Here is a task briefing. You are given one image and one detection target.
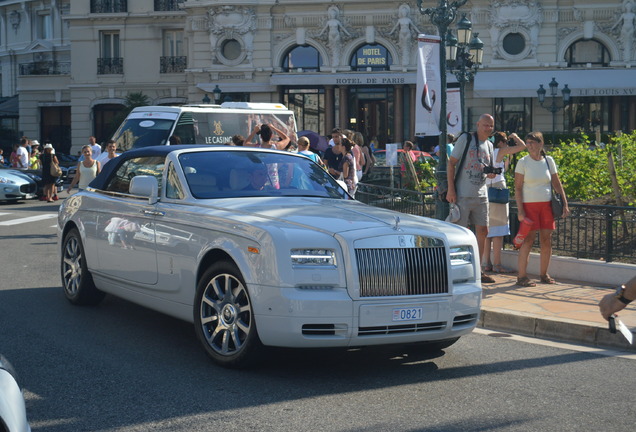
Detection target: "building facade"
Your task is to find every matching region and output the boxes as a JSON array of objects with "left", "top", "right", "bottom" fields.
[{"left": 1, "top": 0, "right": 635, "bottom": 155}]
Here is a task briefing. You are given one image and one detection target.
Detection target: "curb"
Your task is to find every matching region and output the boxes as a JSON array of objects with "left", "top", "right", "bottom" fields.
[{"left": 478, "top": 308, "right": 636, "bottom": 353}]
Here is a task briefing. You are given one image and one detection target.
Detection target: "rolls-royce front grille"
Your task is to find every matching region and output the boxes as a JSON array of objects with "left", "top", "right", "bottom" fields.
[{"left": 355, "top": 247, "right": 448, "bottom": 297}]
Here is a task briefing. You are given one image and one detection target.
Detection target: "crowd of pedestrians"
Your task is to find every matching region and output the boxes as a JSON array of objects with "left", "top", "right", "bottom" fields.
[{"left": 444, "top": 112, "right": 571, "bottom": 288}]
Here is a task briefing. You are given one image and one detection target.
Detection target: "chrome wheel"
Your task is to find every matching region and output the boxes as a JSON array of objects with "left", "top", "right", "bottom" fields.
[
  {"left": 199, "top": 272, "right": 252, "bottom": 357},
  {"left": 62, "top": 234, "right": 83, "bottom": 297},
  {"left": 60, "top": 229, "right": 104, "bottom": 305}
]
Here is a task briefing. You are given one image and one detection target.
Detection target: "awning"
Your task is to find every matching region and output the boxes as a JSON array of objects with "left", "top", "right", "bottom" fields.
[
  {"left": 0, "top": 95, "right": 18, "bottom": 117},
  {"left": 473, "top": 69, "right": 636, "bottom": 98}
]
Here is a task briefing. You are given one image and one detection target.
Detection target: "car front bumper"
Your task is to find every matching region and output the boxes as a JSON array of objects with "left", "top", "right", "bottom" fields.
[{"left": 251, "top": 283, "right": 481, "bottom": 348}]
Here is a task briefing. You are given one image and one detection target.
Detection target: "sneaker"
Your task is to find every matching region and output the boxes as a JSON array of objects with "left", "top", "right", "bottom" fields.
[
  {"left": 52, "top": 195, "right": 59, "bottom": 201},
  {"left": 481, "top": 273, "right": 496, "bottom": 284}
]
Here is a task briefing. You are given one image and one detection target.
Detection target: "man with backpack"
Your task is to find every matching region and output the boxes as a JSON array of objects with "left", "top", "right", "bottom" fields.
[{"left": 446, "top": 114, "right": 498, "bottom": 284}]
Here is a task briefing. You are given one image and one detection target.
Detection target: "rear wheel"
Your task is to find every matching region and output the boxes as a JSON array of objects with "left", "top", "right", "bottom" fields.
[
  {"left": 61, "top": 229, "right": 105, "bottom": 305},
  {"left": 194, "top": 262, "right": 262, "bottom": 368}
]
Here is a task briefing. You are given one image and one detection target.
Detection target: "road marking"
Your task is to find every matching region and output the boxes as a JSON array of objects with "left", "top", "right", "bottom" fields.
[
  {"left": 474, "top": 328, "right": 636, "bottom": 360},
  {"left": 0, "top": 214, "right": 57, "bottom": 226},
  {"left": 0, "top": 212, "right": 10, "bottom": 216}
]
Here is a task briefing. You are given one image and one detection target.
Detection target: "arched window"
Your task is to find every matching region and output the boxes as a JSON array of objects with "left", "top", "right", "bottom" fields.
[
  {"left": 282, "top": 45, "right": 322, "bottom": 72},
  {"left": 350, "top": 44, "right": 392, "bottom": 71},
  {"left": 565, "top": 39, "right": 610, "bottom": 67}
]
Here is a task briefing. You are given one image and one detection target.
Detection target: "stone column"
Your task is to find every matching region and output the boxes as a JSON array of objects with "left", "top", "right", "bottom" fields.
[
  {"left": 394, "top": 84, "right": 404, "bottom": 143},
  {"left": 409, "top": 85, "right": 416, "bottom": 142},
  {"left": 325, "top": 85, "right": 335, "bottom": 135},
  {"left": 339, "top": 86, "right": 349, "bottom": 129}
]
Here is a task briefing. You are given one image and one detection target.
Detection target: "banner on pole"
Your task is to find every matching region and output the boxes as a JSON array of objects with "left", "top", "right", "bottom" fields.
[
  {"left": 446, "top": 86, "right": 462, "bottom": 137},
  {"left": 415, "top": 35, "right": 441, "bottom": 136}
]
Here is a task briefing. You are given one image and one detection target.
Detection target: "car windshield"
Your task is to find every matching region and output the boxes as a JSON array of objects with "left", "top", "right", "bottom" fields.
[
  {"left": 112, "top": 118, "right": 175, "bottom": 151},
  {"left": 178, "top": 150, "right": 348, "bottom": 200}
]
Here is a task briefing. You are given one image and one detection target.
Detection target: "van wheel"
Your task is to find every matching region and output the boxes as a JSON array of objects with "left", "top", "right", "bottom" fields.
[{"left": 194, "top": 262, "right": 262, "bottom": 368}]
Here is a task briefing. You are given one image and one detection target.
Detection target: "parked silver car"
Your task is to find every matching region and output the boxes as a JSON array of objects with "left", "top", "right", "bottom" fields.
[
  {"left": 58, "top": 145, "right": 481, "bottom": 368},
  {"left": 0, "top": 169, "right": 37, "bottom": 202},
  {"left": 0, "top": 354, "right": 30, "bottom": 432}
]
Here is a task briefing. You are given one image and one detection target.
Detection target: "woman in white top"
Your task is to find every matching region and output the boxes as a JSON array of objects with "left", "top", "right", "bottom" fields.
[
  {"left": 68, "top": 145, "right": 101, "bottom": 193},
  {"left": 482, "top": 132, "right": 527, "bottom": 274},
  {"left": 514, "top": 131, "right": 569, "bottom": 287}
]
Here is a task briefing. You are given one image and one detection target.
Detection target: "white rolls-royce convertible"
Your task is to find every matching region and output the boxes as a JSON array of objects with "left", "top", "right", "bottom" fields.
[{"left": 58, "top": 145, "right": 481, "bottom": 368}]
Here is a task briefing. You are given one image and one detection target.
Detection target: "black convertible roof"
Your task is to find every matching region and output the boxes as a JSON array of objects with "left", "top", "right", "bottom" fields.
[{"left": 89, "top": 145, "right": 202, "bottom": 190}]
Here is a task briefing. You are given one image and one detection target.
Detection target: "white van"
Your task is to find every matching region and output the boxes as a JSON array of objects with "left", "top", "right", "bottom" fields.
[{"left": 112, "top": 102, "right": 297, "bottom": 151}]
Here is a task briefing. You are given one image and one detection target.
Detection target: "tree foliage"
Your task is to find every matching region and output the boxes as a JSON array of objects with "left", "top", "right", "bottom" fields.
[{"left": 549, "top": 132, "right": 636, "bottom": 205}]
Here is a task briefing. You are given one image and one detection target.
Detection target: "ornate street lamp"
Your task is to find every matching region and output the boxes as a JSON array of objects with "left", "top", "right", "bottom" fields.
[
  {"left": 446, "top": 13, "right": 483, "bottom": 131},
  {"left": 417, "top": 0, "right": 468, "bottom": 220},
  {"left": 537, "top": 77, "right": 571, "bottom": 145},
  {"left": 213, "top": 84, "right": 222, "bottom": 104}
]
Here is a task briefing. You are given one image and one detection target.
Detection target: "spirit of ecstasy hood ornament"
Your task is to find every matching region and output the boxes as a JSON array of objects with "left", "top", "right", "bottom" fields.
[{"left": 393, "top": 216, "right": 401, "bottom": 231}]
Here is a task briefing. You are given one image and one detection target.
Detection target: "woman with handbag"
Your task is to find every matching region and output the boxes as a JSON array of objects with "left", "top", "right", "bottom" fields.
[
  {"left": 514, "top": 131, "right": 569, "bottom": 287},
  {"left": 40, "top": 143, "right": 60, "bottom": 202},
  {"left": 482, "top": 132, "right": 527, "bottom": 273}
]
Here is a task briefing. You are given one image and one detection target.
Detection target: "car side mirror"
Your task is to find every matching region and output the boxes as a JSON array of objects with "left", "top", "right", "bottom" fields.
[{"left": 129, "top": 175, "right": 159, "bottom": 204}]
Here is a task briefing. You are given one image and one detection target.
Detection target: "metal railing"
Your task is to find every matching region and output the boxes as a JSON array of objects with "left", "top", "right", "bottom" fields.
[
  {"left": 160, "top": 56, "right": 187, "bottom": 73},
  {"left": 19, "top": 61, "right": 70, "bottom": 76},
  {"left": 154, "top": 0, "right": 185, "bottom": 11},
  {"left": 97, "top": 58, "right": 123, "bottom": 75},
  {"left": 91, "top": 0, "right": 127, "bottom": 13},
  {"left": 357, "top": 183, "right": 636, "bottom": 264}
]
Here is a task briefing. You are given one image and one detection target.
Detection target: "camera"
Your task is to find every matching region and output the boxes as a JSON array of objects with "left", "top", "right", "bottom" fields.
[
  {"left": 483, "top": 166, "right": 503, "bottom": 175},
  {"left": 507, "top": 138, "right": 516, "bottom": 146}
]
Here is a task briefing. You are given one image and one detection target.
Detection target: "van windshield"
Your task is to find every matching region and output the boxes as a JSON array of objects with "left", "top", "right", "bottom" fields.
[{"left": 112, "top": 118, "right": 176, "bottom": 151}]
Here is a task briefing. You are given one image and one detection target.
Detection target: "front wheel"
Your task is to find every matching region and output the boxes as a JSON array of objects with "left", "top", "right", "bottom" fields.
[
  {"left": 194, "top": 262, "right": 262, "bottom": 368},
  {"left": 61, "top": 228, "right": 105, "bottom": 305}
]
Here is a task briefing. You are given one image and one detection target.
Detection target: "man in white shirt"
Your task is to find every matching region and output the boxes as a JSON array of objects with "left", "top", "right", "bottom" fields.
[
  {"left": 96, "top": 140, "right": 120, "bottom": 167},
  {"left": 89, "top": 136, "right": 102, "bottom": 159},
  {"left": 16, "top": 138, "right": 29, "bottom": 170}
]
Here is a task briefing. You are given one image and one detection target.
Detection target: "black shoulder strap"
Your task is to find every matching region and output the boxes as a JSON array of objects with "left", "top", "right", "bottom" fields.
[{"left": 454, "top": 131, "right": 472, "bottom": 181}]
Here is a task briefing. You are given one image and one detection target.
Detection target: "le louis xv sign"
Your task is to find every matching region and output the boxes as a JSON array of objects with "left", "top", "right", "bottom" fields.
[{"left": 575, "top": 88, "right": 636, "bottom": 96}]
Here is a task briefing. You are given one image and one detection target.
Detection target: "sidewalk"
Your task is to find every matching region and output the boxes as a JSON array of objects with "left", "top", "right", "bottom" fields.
[{"left": 478, "top": 271, "right": 636, "bottom": 352}]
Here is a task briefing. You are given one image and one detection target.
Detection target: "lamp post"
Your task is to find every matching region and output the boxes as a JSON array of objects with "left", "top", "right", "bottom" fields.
[
  {"left": 537, "top": 77, "right": 571, "bottom": 145},
  {"left": 213, "top": 84, "right": 222, "bottom": 104},
  {"left": 202, "top": 85, "right": 223, "bottom": 104},
  {"left": 445, "top": 14, "right": 483, "bottom": 131},
  {"left": 417, "top": 0, "right": 468, "bottom": 220}
]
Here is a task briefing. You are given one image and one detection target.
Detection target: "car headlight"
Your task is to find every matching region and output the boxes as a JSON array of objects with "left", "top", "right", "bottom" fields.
[
  {"left": 449, "top": 246, "right": 473, "bottom": 265},
  {"left": 291, "top": 249, "right": 336, "bottom": 267},
  {"left": 0, "top": 177, "right": 15, "bottom": 184}
]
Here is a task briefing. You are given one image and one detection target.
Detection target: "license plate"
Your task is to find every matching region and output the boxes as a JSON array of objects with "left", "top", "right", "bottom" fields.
[
  {"left": 25, "top": 193, "right": 36, "bottom": 199},
  {"left": 392, "top": 307, "right": 423, "bottom": 322}
]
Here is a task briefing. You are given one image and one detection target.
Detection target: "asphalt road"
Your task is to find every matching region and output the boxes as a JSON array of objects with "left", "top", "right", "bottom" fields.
[{"left": 1, "top": 199, "right": 635, "bottom": 432}]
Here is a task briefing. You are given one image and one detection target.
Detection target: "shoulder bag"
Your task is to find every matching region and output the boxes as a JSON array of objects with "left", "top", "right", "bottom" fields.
[
  {"left": 545, "top": 157, "right": 563, "bottom": 219},
  {"left": 488, "top": 186, "right": 510, "bottom": 204},
  {"left": 50, "top": 159, "right": 63, "bottom": 177}
]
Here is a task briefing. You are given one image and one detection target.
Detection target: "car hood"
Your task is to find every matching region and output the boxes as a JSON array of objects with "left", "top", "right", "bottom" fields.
[{"left": 199, "top": 197, "right": 468, "bottom": 239}]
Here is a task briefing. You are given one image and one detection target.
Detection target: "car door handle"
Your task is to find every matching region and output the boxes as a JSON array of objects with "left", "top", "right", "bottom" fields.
[{"left": 141, "top": 210, "right": 165, "bottom": 216}]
